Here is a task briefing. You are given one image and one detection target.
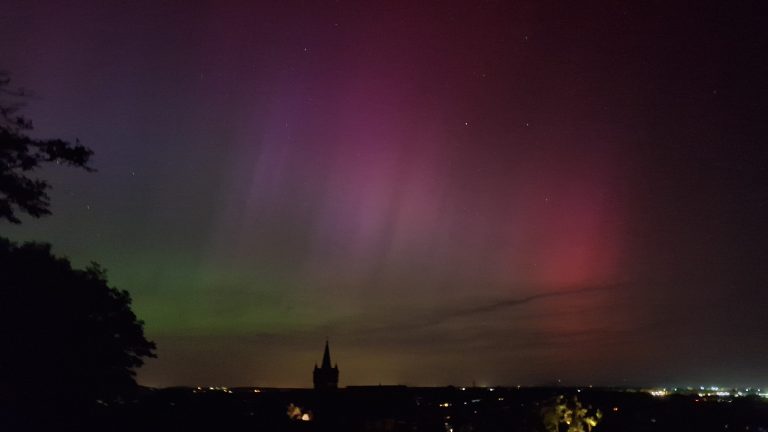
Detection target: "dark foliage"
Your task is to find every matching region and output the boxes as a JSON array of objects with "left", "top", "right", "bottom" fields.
[
  {"left": 0, "top": 72, "right": 93, "bottom": 223},
  {"left": 0, "top": 238, "right": 156, "bottom": 414},
  {"left": 41, "top": 386, "right": 768, "bottom": 432}
]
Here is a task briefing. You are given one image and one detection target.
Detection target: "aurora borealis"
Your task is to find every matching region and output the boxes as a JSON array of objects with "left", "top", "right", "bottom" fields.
[{"left": 1, "top": 1, "right": 767, "bottom": 388}]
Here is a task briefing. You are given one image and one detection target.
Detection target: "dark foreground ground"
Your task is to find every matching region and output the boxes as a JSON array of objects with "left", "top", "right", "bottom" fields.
[{"left": 5, "top": 386, "right": 768, "bottom": 431}]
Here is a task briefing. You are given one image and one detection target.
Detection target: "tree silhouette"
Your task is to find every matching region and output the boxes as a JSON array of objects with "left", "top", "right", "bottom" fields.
[
  {"left": 540, "top": 395, "right": 602, "bottom": 432},
  {"left": 0, "top": 238, "right": 156, "bottom": 408},
  {"left": 0, "top": 76, "right": 154, "bottom": 428},
  {"left": 0, "top": 72, "right": 93, "bottom": 223}
]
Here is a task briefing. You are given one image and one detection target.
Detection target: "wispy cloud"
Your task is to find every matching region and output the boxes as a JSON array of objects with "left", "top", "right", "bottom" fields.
[
  {"left": 323, "top": 283, "right": 621, "bottom": 338},
  {"left": 440, "top": 284, "right": 617, "bottom": 322}
]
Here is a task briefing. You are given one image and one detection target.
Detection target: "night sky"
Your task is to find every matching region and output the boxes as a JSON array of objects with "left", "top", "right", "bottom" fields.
[{"left": 2, "top": 1, "right": 767, "bottom": 388}]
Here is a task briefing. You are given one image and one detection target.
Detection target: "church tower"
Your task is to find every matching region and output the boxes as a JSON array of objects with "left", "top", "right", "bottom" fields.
[{"left": 313, "top": 340, "right": 339, "bottom": 390}]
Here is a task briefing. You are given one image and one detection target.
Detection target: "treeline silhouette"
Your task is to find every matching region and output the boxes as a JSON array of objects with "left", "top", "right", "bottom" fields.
[{"left": 0, "top": 72, "right": 155, "bottom": 430}]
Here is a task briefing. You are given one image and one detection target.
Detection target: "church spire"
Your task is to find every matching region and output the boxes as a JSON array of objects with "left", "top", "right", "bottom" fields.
[
  {"left": 313, "top": 339, "right": 339, "bottom": 390},
  {"left": 321, "top": 339, "right": 332, "bottom": 369}
]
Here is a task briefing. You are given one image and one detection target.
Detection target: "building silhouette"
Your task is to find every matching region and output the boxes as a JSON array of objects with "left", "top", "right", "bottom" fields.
[{"left": 313, "top": 340, "right": 339, "bottom": 390}]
